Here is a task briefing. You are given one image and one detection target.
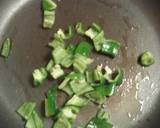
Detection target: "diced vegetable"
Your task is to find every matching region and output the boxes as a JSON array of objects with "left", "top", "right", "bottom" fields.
[
  {"left": 85, "top": 85, "right": 106, "bottom": 104},
  {"left": 66, "top": 95, "right": 89, "bottom": 107},
  {"left": 48, "top": 39, "right": 65, "bottom": 49},
  {"left": 96, "top": 108, "right": 108, "bottom": 120},
  {"left": 46, "top": 59, "right": 54, "bottom": 72},
  {"left": 53, "top": 94, "right": 89, "bottom": 128},
  {"left": 139, "top": 51, "right": 155, "bottom": 67},
  {"left": 57, "top": 29, "right": 66, "bottom": 39},
  {"left": 66, "top": 44, "right": 77, "bottom": 54},
  {"left": 84, "top": 23, "right": 105, "bottom": 51},
  {"left": 85, "top": 70, "right": 94, "bottom": 83},
  {"left": 73, "top": 54, "right": 93, "bottom": 73},
  {"left": 0, "top": 38, "right": 12, "bottom": 58},
  {"left": 65, "top": 26, "right": 75, "bottom": 40},
  {"left": 61, "top": 54, "right": 74, "bottom": 68},
  {"left": 42, "top": 0, "right": 57, "bottom": 11},
  {"left": 61, "top": 85, "right": 74, "bottom": 96},
  {"left": 76, "top": 22, "right": 85, "bottom": 35},
  {"left": 50, "top": 64, "right": 64, "bottom": 79},
  {"left": 52, "top": 46, "right": 67, "bottom": 64},
  {"left": 101, "top": 39, "right": 120, "bottom": 57},
  {"left": 60, "top": 106, "right": 80, "bottom": 123},
  {"left": 45, "top": 86, "right": 57, "bottom": 117},
  {"left": 85, "top": 117, "right": 113, "bottom": 128},
  {"left": 104, "top": 83, "right": 116, "bottom": 97},
  {"left": 59, "top": 72, "right": 86, "bottom": 95},
  {"left": 17, "top": 102, "right": 36, "bottom": 120},
  {"left": 25, "top": 111, "right": 44, "bottom": 128},
  {"left": 53, "top": 33, "right": 65, "bottom": 42},
  {"left": 43, "top": 10, "right": 55, "bottom": 29},
  {"left": 58, "top": 72, "right": 84, "bottom": 95},
  {"left": 58, "top": 77, "right": 73, "bottom": 96},
  {"left": 70, "top": 78, "right": 94, "bottom": 95},
  {"left": 56, "top": 26, "right": 75, "bottom": 40},
  {"left": 58, "top": 76, "right": 70, "bottom": 89},
  {"left": 85, "top": 23, "right": 101, "bottom": 39},
  {"left": 93, "top": 65, "right": 104, "bottom": 82},
  {"left": 85, "top": 28, "right": 99, "bottom": 40},
  {"left": 92, "top": 23, "right": 102, "bottom": 32},
  {"left": 93, "top": 31, "right": 105, "bottom": 51},
  {"left": 75, "top": 41, "right": 92, "bottom": 57},
  {"left": 67, "top": 72, "right": 84, "bottom": 80},
  {"left": 53, "top": 116, "right": 71, "bottom": 128},
  {"left": 104, "top": 69, "right": 124, "bottom": 86},
  {"left": 33, "top": 68, "right": 48, "bottom": 87}
]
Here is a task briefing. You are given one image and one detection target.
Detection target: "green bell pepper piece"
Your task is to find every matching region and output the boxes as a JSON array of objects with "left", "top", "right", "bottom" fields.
[
  {"left": 42, "top": 0, "right": 57, "bottom": 11},
  {"left": 43, "top": 10, "right": 55, "bottom": 29},
  {"left": 76, "top": 22, "right": 85, "bottom": 35},
  {"left": 139, "top": 51, "right": 155, "bottom": 67},
  {"left": 45, "top": 86, "right": 57, "bottom": 117},
  {"left": 75, "top": 41, "right": 92, "bottom": 57},
  {"left": 0, "top": 38, "right": 12, "bottom": 58},
  {"left": 104, "top": 83, "right": 116, "bottom": 97},
  {"left": 33, "top": 68, "right": 48, "bottom": 87},
  {"left": 25, "top": 111, "right": 44, "bottom": 128},
  {"left": 104, "top": 69, "right": 124, "bottom": 86},
  {"left": 101, "top": 39, "right": 120, "bottom": 57},
  {"left": 17, "top": 102, "right": 36, "bottom": 120}
]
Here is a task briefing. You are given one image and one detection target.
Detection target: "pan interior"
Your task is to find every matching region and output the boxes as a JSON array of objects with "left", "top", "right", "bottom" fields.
[{"left": 0, "top": 0, "right": 160, "bottom": 128}]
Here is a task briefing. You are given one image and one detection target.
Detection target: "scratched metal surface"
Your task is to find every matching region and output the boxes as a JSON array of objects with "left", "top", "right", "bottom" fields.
[{"left": 0, "top": 0, "right": 160, "bottom": 128}]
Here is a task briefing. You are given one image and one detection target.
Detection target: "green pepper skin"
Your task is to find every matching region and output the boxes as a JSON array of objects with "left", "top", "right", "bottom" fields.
[
  {"left": 139, "top": 51, "right": 155, "bottom": 67},
  {"left": 101, "top": 39, "right": 120, "bottom": 57},
  {"left": 75, "top": 41, "right": 92, "bottom": 57}
]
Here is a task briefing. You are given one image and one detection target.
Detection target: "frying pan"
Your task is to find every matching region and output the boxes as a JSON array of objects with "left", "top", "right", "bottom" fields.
[{"left": 0, "top": 0, "right": 160, "bottom": 128}]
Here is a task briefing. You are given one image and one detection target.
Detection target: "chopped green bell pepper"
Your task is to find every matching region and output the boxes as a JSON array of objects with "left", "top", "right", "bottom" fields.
[
  {"left": 33, "top": 68, "right": 48, "bottom": 87},
  {"left": 61, "top": 54, "right": 74, "bottom": 68},
  {"left": 56, "top": 26, "right": 75, "bottom": 40},
  {"left": 104, "top": 83, "right": 116, "bottom": 97},
  {"left": 0, "top": 38, "right": 12, "bottom": 58},
  {"left": 52, "top": 46, "right": 67, "bottom": 64},
  {"left": 96, "top": 108, "right": 108, "bottom": 120},
  {"left": 85, "top": 23, "right": 102, "bottom": 39},
  {"left": 58, "top": 76, "right": 73, "bottom": 96},
  {"left": 53, "top": 116, "right": 71, "bottom": 128},
  {"left": 48, "top": 39, "right": 65, "bottom": 49},
  {"left": 66, "top": 44, "right": 77, "bottom": 54},
  {"left": 93, "top": 31, "right": 105, "bottom": 51},
  {"left": 85, "top": 85, "right": 106, "bottom": 104},
  {"left": 104, "top": 69, "right": 124, "bottom": 86},
  {"left": 76, "top": 22, "right": 85, "bottom": 35},
  {"left": 73, "top": 54, "right": 93, "bottom": 73},
  {"left": 50, "top": 64, "right": 64, "bottom": 79},
  {"left": 43, "top": 10, "right": 55, "bottom": 29},
  {"left": 17, "top": 102, "right": 36, "bottom": 120},
  {"left": 45, "top": 86, "right": 57, "bottom": 117},
  {"left": 85, "top": 70, "right": 94, "bottom": 83},
  {"left": 66, "top": 95, "right": 89, "bottom": 107},
  {"left": 42, "top": 0, "right": 57, "bottom": 11},
  {"left": 75, "top": 41, "right": 92, "bottom": 57},
  {"left": 93, "top": 65, "right": 104, "bottom": 82},
  {"left": 46, "top": 59, "right": 54, "bottom": 72},
  {"left": 101, "top": 39, "right": 120, "bottom": 57},
  {"left": 139, "top": 51, "right": 155, "bottom": 67},
  {"left": 85, "top": 117, "right": 113, "bottom": 128},
  {"left": 70, "top": 78, "right": 94, "bottom": 95},
  {"left": 26, "top": 111, "right": 44, "bottom": 128}
]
